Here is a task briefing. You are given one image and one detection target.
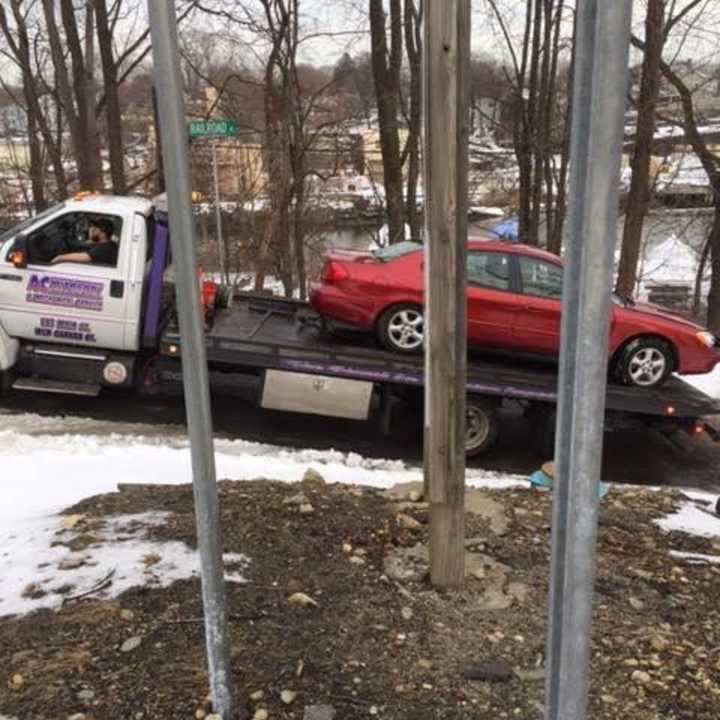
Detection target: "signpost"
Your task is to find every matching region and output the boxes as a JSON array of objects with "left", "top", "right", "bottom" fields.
[
  {"left": 148, "top": 5, "right": 236, "bottom": 718},
  {"left": 188, "top": 119, "right": 238, "bottom": 284}
]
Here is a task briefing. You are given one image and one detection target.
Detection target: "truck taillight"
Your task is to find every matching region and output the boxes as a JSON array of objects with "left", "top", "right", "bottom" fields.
[{"left": 322, "top": 261, "right": 349, "bottom": 284}]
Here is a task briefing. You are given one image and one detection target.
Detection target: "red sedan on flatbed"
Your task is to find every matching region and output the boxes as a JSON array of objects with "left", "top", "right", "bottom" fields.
[{"left": 310, "top": 239, "right": 720, "bottom": 388}]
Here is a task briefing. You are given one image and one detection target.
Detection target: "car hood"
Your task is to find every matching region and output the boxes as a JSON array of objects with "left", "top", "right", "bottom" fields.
[{"left": 620, "top": 300, "right": 704, "bottom": 331}]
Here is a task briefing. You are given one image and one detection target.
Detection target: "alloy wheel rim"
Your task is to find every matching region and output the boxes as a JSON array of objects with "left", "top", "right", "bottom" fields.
[
  {"left": 388, "top": 309, "right": 424, "bottom": 350},
  {"left": 628, "top": 347, "right": 666, "bottom": 386}
]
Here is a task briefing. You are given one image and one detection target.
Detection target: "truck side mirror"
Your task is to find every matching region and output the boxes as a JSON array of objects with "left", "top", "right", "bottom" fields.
[{"left": 9, "top": 235, "right": 27, "bottom": 269}]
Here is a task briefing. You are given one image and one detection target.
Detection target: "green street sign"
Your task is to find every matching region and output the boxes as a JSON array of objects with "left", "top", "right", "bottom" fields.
[{"left": 188, "top": 119, "right": 238, "bottom": 139}]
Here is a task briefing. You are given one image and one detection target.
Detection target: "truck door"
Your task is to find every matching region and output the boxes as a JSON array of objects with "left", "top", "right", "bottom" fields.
[{"left": 0, "top": 211, "right": 134, "bottom": 351}]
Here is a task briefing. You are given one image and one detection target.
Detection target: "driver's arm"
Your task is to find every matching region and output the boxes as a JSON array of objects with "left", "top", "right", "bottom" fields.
[{"left": 51, "top": 252, "right": 92, "bottom": 264}]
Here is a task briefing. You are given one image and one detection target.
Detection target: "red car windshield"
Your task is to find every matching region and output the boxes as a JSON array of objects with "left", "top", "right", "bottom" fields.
[{"left": 372, "top": 241, "right": 422, "bottom": 262}]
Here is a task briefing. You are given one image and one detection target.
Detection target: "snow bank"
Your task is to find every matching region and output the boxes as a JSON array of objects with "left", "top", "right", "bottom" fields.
[{"left": 0, "top": 414, "right": 525, "bottom": 616}]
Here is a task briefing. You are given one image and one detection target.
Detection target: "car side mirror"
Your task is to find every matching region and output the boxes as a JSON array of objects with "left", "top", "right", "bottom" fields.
[{"left": 9, "top": 235, "right": 27, "bottom": 269}]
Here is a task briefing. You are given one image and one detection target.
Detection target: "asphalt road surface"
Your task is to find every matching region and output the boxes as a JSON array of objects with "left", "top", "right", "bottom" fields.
[{"left": 1, "top": 374, "right": 719, "bottom": 492}]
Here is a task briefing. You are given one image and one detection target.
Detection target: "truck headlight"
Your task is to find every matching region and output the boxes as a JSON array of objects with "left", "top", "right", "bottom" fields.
[{"left": 696, "top": 331, "right": 715, "bottom": 348}]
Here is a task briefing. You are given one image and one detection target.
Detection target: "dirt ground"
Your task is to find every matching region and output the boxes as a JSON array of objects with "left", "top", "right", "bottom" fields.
[{"left": 2, "top": 475, "right": 720, "bottom": 720}]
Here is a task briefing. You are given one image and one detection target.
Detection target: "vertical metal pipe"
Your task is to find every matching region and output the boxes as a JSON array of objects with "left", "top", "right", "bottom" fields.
[
  {"left": 147, "top": 3, "right": 233, "bottom": 718},
  {"left": 212, "top": 142, "right": 227, "bottom": 283},
  {"left": 545, "top": 2, "right": 632, "bottom": 719},
  {"left": 423, "top": 0, "right": 471, "bottom": 588}
]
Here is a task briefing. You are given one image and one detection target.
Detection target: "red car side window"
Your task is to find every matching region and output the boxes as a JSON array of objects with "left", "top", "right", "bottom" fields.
[
  {"left": 519, "top": 256, "right": 563, "bottom": 299},
  {"left": 467, "top": 251, "right": 511, "bottom": 291}
]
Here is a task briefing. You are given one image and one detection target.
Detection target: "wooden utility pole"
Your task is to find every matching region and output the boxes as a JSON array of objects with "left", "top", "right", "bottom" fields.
[{"left": 423, "top": 0, "right": 471, "bottom": 588}]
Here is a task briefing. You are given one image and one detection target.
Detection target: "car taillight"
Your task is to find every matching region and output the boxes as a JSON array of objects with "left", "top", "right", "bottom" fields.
[{"left": 321, "top": 260, "right": 349, "bottom": 284}]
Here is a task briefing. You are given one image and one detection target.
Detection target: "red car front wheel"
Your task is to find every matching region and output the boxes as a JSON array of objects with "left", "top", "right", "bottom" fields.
[{"left": 617, "top": 337, "right": 674, "bottom": 388}]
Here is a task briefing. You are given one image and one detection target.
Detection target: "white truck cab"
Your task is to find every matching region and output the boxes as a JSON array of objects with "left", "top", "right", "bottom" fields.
[{"left": 0, "top": 194, "right": 155, "bottom": 393}]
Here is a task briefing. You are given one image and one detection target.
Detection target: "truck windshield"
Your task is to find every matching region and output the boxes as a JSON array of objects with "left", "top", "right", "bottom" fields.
[
  {"left": 0, "top": 202, "right": 66, "bottom": 245},
  {"left": 372, "top": 240, "right": 422, "bottom": 263}
]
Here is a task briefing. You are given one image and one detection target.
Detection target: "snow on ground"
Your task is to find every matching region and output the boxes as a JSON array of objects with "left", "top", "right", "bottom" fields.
[
  {"left": 679, "top": 365, "right": 720, "bottom": 400},
  {"left": 655, "top": 489, "right": 720, "bottom": 541},
  {"left": 0, "top": 412, "right": 525, "bottom": 617}
]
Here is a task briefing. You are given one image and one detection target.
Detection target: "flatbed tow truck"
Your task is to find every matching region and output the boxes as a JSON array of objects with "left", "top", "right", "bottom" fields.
[{"left": 1, "top": 193, "right": 718, "bottom": 457}]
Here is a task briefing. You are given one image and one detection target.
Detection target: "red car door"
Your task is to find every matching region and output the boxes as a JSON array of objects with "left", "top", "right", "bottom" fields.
[
  {"left": 466, "top": 250, "right": 523, "bottom": 349},
  {"left": 513, "top": 254, "right": 563, "bottom": 354}
]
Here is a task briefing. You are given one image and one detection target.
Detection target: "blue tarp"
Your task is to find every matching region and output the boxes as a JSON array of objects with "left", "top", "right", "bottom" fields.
[{"left": 487, "top": 216, "right": 519, "bottom": 242}]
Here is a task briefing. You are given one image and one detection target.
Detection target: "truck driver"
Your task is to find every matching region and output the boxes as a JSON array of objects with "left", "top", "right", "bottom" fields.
[{"left": 51, "top": 218, "right": 118, "bottom": 267}]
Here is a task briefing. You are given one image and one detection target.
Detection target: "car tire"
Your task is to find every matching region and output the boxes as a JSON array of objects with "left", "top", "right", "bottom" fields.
[
  {"left": 378, "top": 304, "right": 424, "bottom": 354},
  {"left": 465, "top": 396, "right": 500, "bottom": 457},
  {"left": 617, "top": 337, "right": 674, "bottom": 389}
]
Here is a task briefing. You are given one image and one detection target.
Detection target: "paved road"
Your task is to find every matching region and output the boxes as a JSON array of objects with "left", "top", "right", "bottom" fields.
[{"left": 2, "top": 375, "right": 719, "bottom": 492}]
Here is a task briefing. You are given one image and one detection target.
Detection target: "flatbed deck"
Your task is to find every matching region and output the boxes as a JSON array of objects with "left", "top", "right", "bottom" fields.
[{"left": 160, "top": 294, "right": 720, "bottom": 420}]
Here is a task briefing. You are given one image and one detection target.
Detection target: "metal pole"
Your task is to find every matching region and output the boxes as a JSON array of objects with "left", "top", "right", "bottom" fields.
[
  {"left": 545, "top": 2, "right": 632, "bottom": 720},
  {"left": 147, "top": 4, "right": 234, "bottom": 718},
  {"left": 212, "top": 141, "right": 227, "bottom": 284},
  {"left": 423, "top": 0, "right": 471, "bottom": 588}
]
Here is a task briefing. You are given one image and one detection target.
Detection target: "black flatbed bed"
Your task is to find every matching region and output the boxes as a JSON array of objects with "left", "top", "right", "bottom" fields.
[{"left": 160, "top": 294, "right": 720, "bottom": 421}]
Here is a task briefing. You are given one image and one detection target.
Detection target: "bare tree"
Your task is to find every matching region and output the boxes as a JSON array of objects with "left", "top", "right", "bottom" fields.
[
  {"left": 616, "top": 0, "right": 665, "bottom": 298},
  {"left": 485, "top": 0, "right": 571, "bottom": 249},
  {"left": 369, "top": 0, "right": 405, "bottom": 244},
  {"left": 42, "top": 0, "right": 102, "bottom": 189},
  {"left": 401, "top": 0, "right": 422, "bottom": 240},
  {"left": 631, "top": 0, "right": 720, "bottom": 328}
]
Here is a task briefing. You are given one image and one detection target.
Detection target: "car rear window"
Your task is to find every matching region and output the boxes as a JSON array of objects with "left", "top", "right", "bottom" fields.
[{"left": 372, "top": 241, "right": 422, "bottom": 262}]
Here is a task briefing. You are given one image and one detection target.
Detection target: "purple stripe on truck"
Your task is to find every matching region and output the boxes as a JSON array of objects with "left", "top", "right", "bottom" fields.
[
  {"left": 278, "top": 358, "right": 557, "bottom": 401},
  {"left": 143, "top": 222, "right": 169, "bottom": 348}
]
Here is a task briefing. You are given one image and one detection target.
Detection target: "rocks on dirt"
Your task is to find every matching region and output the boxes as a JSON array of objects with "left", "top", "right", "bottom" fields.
[
  {"left": 382, "top": 482, "right": 424, "bottom": 503},
  {"left": 120, "top": 608, "right": 134, "bottom": 621},
  {"left": 9, "top": 673, "right": 24, "bottom": 691},
  {"left": 280, "top": 689, "right": 297, "bottom": 704},
  {"left": 298, "top": 503, "right": 315, "bottom": 515},
  {"left": 400, "top": 606, "right": 413, "bottom": 621},
  {"left": 288, "top": 592, "right": 319, "bottom": 608},
  {"left": 516, "top": 667, "right": 545, "bottom": 682},
  {"left": 58, "top": 557, "right": 86, "bottom": 571},
  {"left": 465, "top": 490, "right": 510, "bottom": 536},
  {"left": 302, "top": 468, "right": 326, "bottom": 486},
  {"left": 383, "top": 543, "right": 429, "bottom": 582},
  {"left": 283, "top": 492, "right": 310, "bottom": 507},
  {"left": 303, "top": 705, "right": 336, "bottom": 720},
  {"left": 396, "top": 513, "right": 422, "bottom": 531},
  {"left": 252, "top": 710, "right": 269, "bottom": 720},
  {"left": 119, "top": 636, "right": 142, "bottom": 653},
  {"left": 631, "top": 670, "right": 652, "bottom": 684},
  {"left": 250, "top": 690, "right": 264, "bottom": 701},
  {"left": 462, "top": 658, "right": 515, "bottom": 682},
  {"left": 76, "top": 689, "right": 95, "bottom": 703}
]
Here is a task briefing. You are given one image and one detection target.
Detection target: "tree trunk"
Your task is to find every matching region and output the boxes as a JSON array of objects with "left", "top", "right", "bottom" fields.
[
  {"left": 616, "top": 0, "right": 664, "bottom": 298},
  {"left": 370, "top": 0, "right": 405, "bottom": 243},
  {"left": 95, "top": 0, "right": 126, "bottom": 193},
  {"left": 404, "top": 0, "right": 423, "bottom": 240},
  {"left": 694, "top": 233, "right": 711, "bottom": 317},
  {"left": 707, "top": 206, "right": 720, "bottom": 332}
]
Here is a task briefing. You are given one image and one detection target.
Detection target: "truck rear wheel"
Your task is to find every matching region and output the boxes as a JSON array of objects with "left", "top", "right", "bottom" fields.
[
  {"left": 526, "top": 403, "right": 556, "bottom": 457},
  {"left": 466, "top": 396, "right": 500, "bottom": 457}
]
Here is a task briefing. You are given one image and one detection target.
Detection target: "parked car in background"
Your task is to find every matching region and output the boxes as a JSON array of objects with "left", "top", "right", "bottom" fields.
[{"left": 310, "top": 239, "right": 720, "bottom": 388}]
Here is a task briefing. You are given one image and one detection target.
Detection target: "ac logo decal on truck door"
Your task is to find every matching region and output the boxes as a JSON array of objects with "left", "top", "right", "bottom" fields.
[{"left": 26, "top": 275, "right": 104, "bottom": 312}]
